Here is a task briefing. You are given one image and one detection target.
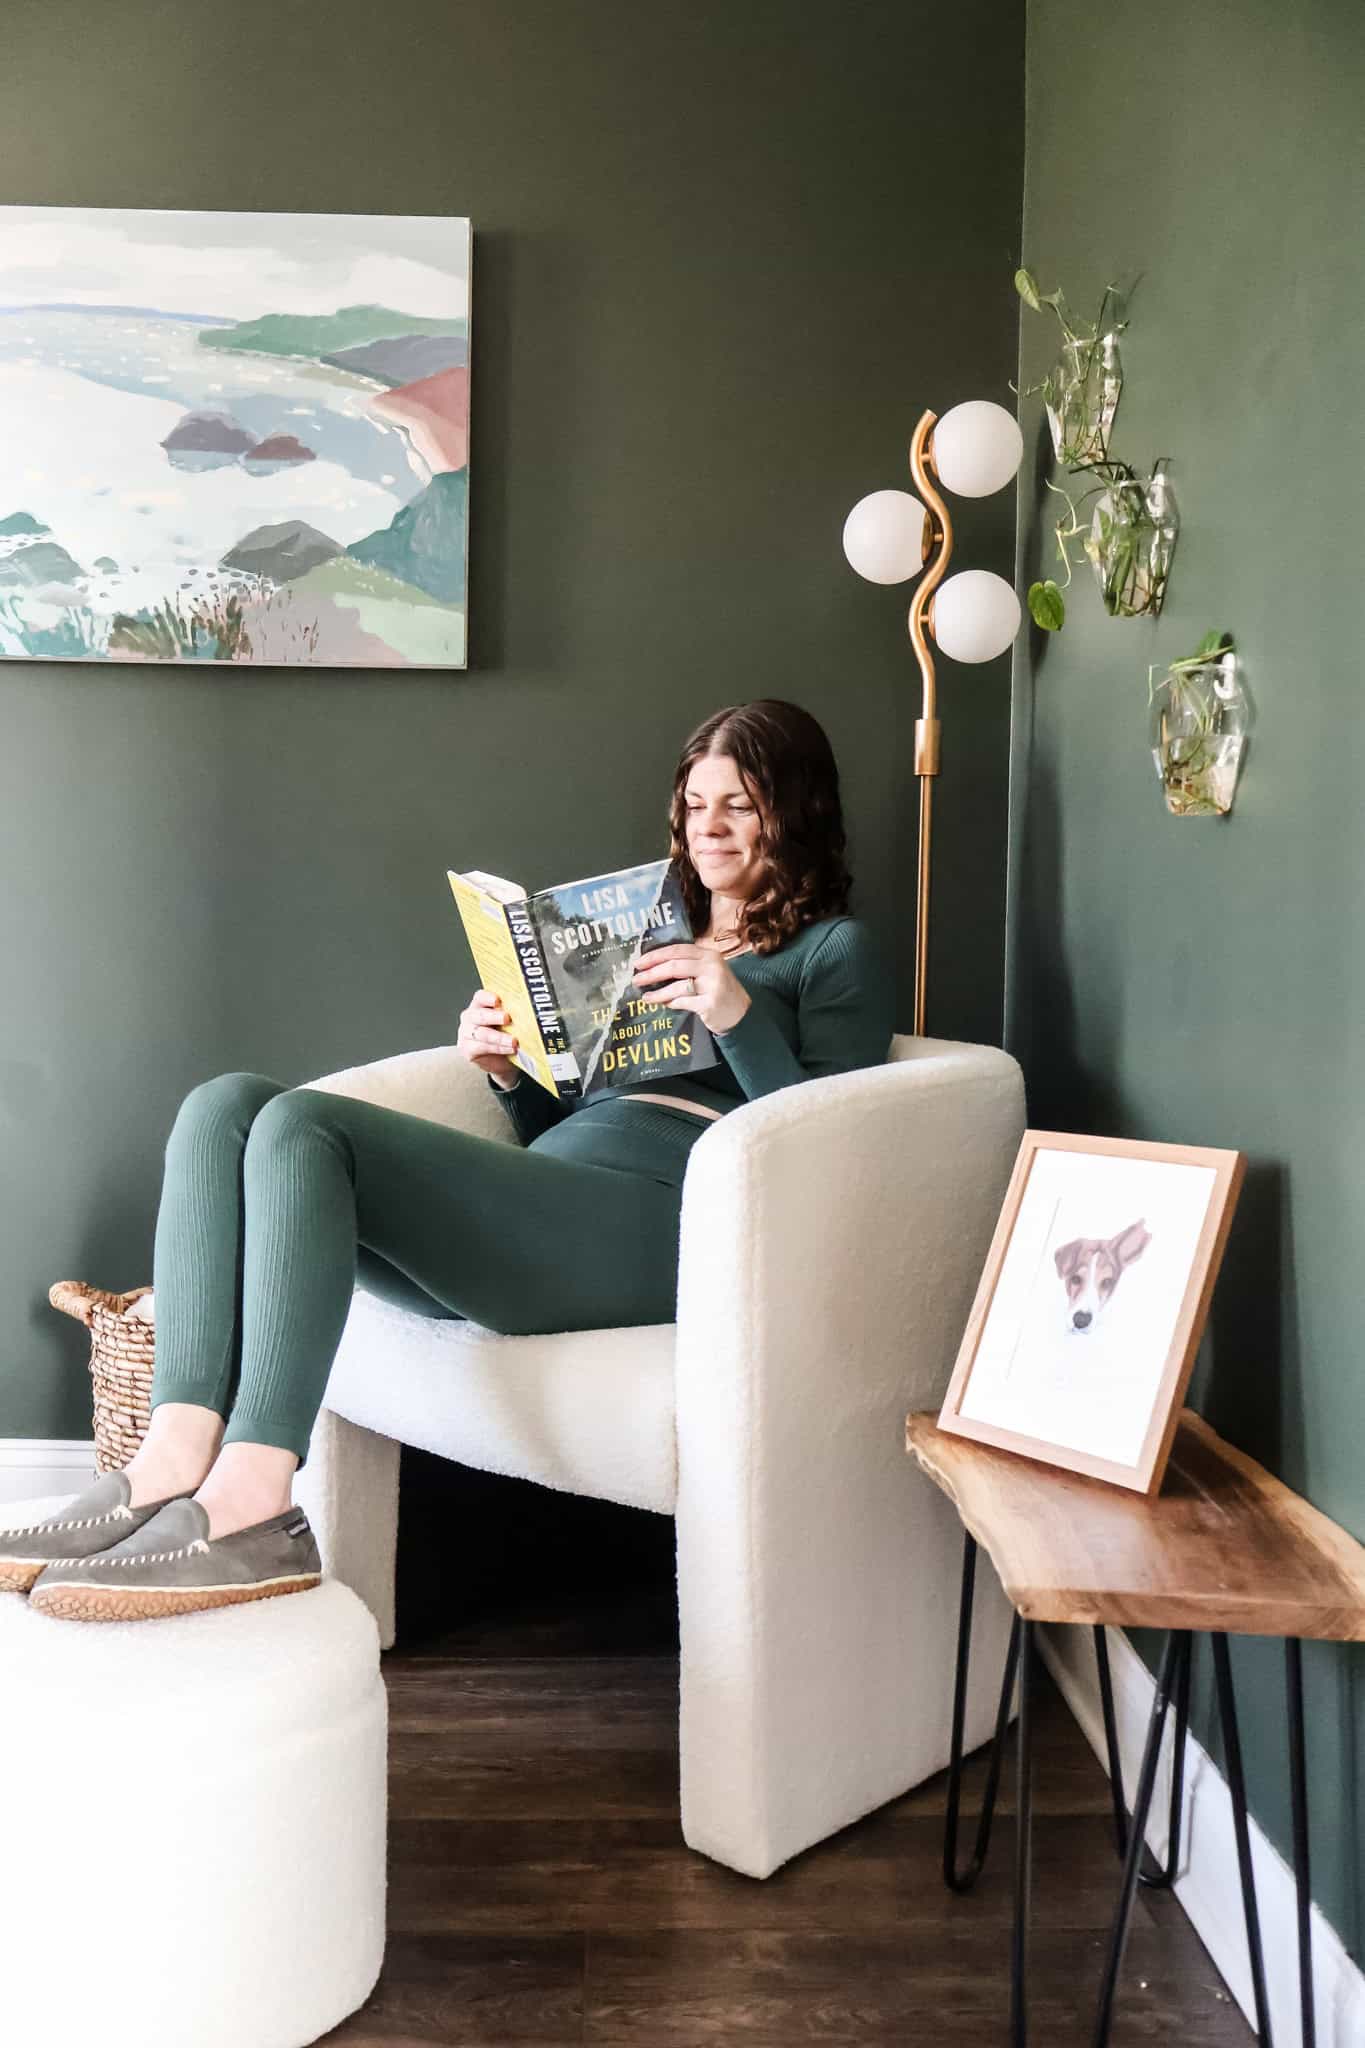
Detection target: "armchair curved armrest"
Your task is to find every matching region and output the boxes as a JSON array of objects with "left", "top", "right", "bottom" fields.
[
  {"left": 672, "top": 1040, "right": 1025, "bottom": 1875},
  {"left": 676, "top": 1040, "right": 1024, "bottom": 1401},
  {"left": 302, "top": 1043, "right": 516, "bottom": 1144}
]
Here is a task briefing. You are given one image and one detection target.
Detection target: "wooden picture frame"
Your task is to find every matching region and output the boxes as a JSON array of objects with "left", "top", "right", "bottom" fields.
[{"left": 938, "top": 1130, "right": 1245, "bottom": 1495}]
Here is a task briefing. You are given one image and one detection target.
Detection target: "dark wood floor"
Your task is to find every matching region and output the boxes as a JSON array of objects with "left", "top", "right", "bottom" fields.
[{"left": 321, "top": 1578, "right": 1253, "bottom": 2046}]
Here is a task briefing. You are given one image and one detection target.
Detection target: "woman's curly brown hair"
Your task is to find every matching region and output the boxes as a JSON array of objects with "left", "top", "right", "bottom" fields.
[{"left": 668, "top": 699, "right": 852, "bottom": 954}]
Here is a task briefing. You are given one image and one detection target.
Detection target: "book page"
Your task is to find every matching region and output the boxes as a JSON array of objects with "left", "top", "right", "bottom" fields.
[{"left": 446, "top": 871, "right": 560, "bottom": 1096}]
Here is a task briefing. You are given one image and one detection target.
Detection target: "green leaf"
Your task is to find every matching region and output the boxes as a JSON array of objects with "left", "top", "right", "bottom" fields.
[
  {"left": 1194, "top": 629, "right": 1228, "bottom": 658},
  {"left": 1014, "top": 267, "right": 1042, "bottom": 312},
  {"left": 1028, "top": 579, "right": 1066, "bottom": 631}
]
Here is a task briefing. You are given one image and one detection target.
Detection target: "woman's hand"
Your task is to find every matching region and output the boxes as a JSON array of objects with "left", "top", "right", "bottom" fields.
[
  {"left": 457, "top": 989, "right": 521, "bottom": 1090},
  {"left": 632, "top": 943, "right": 751, "bottom": 1035}
]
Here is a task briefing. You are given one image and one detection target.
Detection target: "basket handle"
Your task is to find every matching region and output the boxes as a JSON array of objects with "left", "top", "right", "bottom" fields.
[{"left": 49, "top": 1281, "right": 153, "bottom": 1327}]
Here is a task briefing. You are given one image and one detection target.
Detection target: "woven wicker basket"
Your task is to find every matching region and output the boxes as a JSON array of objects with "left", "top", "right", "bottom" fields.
[{"left": 49, "top": 1281, "right": 156, "bottom": 1475}]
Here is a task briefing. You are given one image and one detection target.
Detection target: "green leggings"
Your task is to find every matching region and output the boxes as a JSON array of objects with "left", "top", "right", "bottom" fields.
[{"left": 150, "top": 1072, "right": 694, "bottom": 1470}]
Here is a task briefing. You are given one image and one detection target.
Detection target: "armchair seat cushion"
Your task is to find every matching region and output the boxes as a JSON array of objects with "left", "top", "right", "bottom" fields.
[{"left": 324, "top": 1287, "right": 678, "bottom": 1515}]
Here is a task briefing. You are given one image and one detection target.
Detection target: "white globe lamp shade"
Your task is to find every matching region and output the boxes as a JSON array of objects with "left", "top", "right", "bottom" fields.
[
  {"left": 841, "top": 489, "right": 926, "bottom": 585},
  {"left": 929, "top": 569, "right": 1022, "bottom": 663},
  {"left": 931, "top": 400, "right": 1024, "bottom": 498}
]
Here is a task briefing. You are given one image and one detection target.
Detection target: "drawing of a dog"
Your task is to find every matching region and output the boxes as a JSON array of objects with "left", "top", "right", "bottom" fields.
[{"left": 1054, "top": 1221, "right": 1152, "bottom": 1334}]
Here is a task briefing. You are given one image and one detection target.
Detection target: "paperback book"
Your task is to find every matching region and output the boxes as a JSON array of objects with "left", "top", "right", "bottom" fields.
[{"left": 447, "top": 857, "right": 719, "bottom": 1099}]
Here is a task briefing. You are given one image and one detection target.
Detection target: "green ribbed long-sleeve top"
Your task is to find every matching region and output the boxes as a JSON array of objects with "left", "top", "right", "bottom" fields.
[{"left": 493, "top": 914, "right": 896, "bottom": 1149}]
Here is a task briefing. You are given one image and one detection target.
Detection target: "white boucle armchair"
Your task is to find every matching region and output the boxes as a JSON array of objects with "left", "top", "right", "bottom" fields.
[{"left": 292, "top": 1034, "right": 1024, "bottom": 1880}]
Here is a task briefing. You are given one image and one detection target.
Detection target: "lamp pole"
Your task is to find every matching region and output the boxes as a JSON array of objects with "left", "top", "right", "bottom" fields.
[{"left": 907, "top": 410, "right": 952, "bottom": 1036}]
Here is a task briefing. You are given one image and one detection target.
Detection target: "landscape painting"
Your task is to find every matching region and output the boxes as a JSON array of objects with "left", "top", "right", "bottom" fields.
[{"left": 0, "top": 206, "right": 470, "bottom": 668}]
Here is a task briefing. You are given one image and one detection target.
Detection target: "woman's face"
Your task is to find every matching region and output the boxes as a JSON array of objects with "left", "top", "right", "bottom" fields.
[{"left": 683, "top": 750, "right": 766, "bottom": 902}]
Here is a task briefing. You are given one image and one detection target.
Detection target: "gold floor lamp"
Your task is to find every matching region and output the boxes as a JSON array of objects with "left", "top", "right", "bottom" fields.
[{"left": 843, "top": 400, "right": 1024, "bottom": 1033}]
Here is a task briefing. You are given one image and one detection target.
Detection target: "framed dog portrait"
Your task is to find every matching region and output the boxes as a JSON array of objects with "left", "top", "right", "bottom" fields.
[{"left": 938, "top": 1131, "right": 1245, "bottom": 1495}]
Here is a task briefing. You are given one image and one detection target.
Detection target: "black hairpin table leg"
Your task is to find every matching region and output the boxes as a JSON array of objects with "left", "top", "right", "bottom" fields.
[
  {"left": 1090, "top": 1631, "right": 1184, "bottom": 2048},
  {"left": 1286, "top": 1638, "right": 1316, "bottom": 2048},
  {"left": 940, "top": 1529, "right": 1033, "bottom": 2041},
  {"left": 1094, "top": 1625, "right": 1193, "bottom": 1889},
  {"left": 944, "top": 1530, "right": 1021, "bottom": 1893},
  {"left": 1094, "top": 1625, "right": 1129, "bottom": 1860},
  {"left": 1011, "top": 1618, "right": 1035, "bottom": 2048},
  {"left": 1211, "top": 1633, "right": 1273, "bottom": 2043},
  {"left": 1144, "top": 1630, "right": 1193, "bottom": 1889}
]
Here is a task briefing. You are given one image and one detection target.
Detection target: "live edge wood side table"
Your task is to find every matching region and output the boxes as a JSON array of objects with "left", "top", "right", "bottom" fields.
[{"left": 906, "top": 1408, "right": 1365, "bottom": 2048}]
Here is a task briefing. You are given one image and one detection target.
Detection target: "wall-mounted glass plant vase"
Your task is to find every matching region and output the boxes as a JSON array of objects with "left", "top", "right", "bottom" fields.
[
  {"left": 1149, "top": 647, "right": 1248, "bottom": 817},
  {"left": 1044, "top": 328, "right": 1123, "bottom": 467},
  {"left": 1087, "top": 466, "right": 1179, "bottom": 618}
]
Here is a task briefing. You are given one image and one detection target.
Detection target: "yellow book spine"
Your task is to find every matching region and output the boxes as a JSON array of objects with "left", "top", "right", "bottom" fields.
[{"left": 447, "top": 873, "right": 561, "bottom": 1097}]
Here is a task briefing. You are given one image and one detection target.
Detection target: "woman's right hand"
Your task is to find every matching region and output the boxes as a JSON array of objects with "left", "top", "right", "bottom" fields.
[{"left": 457, "top": 989, "right": 521, "bottom": 1090}]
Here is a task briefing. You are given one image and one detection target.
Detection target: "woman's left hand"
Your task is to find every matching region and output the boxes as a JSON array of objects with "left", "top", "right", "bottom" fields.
[{"left": 632, "top": 943, "right": 751, "bottom": 1035}]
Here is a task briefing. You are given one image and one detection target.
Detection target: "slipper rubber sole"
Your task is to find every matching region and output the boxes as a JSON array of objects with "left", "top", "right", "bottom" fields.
[
  {"left": 28, "top": 1571, "right": 323, "bottom": 1622},
  {"left": 0, "top": 1559, "right": 54, "bottom": 1594}
]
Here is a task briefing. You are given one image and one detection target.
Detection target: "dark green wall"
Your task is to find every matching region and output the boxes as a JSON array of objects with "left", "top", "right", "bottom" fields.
[
  {"left": 0, "top": 1, "right": 1024, "bottom": 1442},
  {"left": 1012, "top": 0, "right": 1365, "bottom": 1956}
]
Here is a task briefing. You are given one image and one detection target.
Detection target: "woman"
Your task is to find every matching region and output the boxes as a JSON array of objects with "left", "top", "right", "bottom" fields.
[{"left": 1, "top": 699, "right": 894, "bottom": 1621}]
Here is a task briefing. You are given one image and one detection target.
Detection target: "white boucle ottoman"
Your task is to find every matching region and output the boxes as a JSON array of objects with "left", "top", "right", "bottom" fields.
[{"left": 0, "top": 1489, "right": 388, "bottom": 2048}]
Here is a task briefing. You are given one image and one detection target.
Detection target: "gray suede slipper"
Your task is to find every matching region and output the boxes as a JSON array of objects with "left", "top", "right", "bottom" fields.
[
  {"left": 28, "top": 1495, "right": 323, "bottom": 1622},
  {"left": 0, "top": 1470, "right": 191, "bottom": 1594}
]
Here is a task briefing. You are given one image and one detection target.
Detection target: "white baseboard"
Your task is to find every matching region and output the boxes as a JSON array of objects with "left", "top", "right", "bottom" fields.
[
  {"left": 0, "top": 1439, "right": 97, "bottom": 1506},
  {"left": 1039, "top": 1622, "right": 1365, "bottom": 2048}
]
